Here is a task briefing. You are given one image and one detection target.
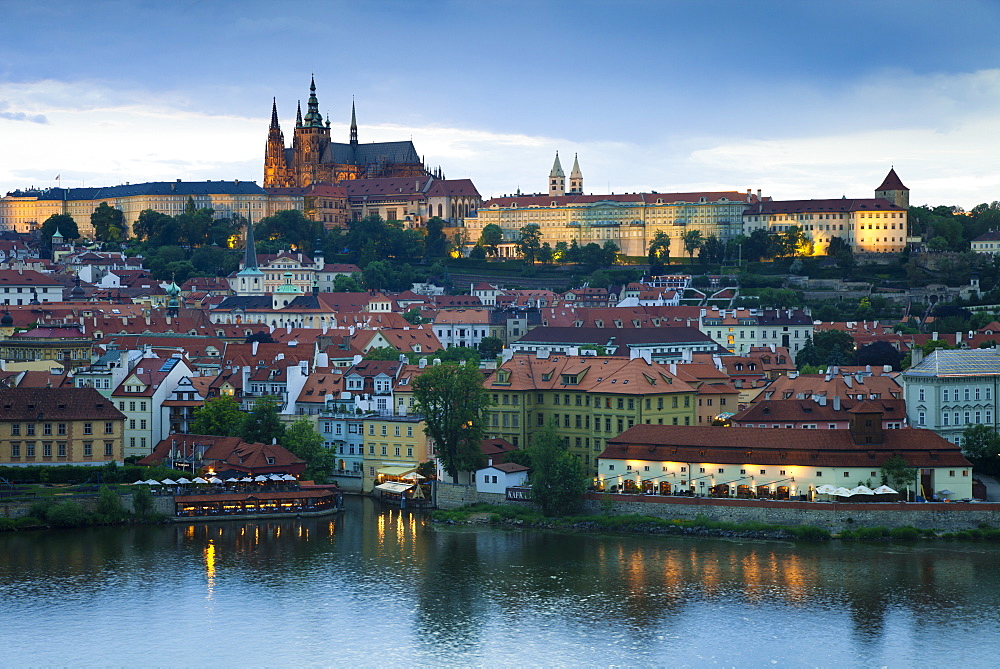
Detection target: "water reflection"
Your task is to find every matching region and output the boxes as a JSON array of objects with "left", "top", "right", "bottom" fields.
[{"left": 0, "top": 500, "right": 998, "bottom": 666}]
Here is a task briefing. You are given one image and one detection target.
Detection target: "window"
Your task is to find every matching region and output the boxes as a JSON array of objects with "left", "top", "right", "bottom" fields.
[
  {"left": 368, "top": 425, "right": 375, "bottom": 435},
  {"left": 104, "top": 442, "right": 113, "bottom": 456},
  {"left": 43, "top": 443, "right": 52, "bottom": 457},
  {"left": 43, "top": 423, "right": 52, "bottom": 436},
  {"left": 26, "top": 424, "right": 35, "bottom": 436},
  {"left": 58, "top": 443, "right": 66, "bottom": 457},
  {"left": 381, "top": 445, "right": 387, "bottom": 456},
  {"left": 129, "top": 420, "right": 136, "bottom": 430},
  {"left": 58, "top": 423, "right": 67, "bottom": 436},
  {"left": 10, "top": 424, "right": 19, "bottom": 436},
  {"left": 26, "top": 442, "right": 34, "bottom": 457},
  {"left": 844, "top": 471, "right": 850, "bottom": 477},
  {"left": 11, "top": 443, "right": 19, "bottom": 457},
  {"left": 406, "top": 426, "right": 413, "bottom": 437},
  {"left": 140, "top": 420, "right": 147, "bottom": 430},
  {"left": 760, "top": 469, "right": 766, "bottom": 475},
  {"left": 918, "top": 411, "right": 925, "bottom": 426},
  {"left": 918, "top": 388, "right": 925, "bottom": 402}
]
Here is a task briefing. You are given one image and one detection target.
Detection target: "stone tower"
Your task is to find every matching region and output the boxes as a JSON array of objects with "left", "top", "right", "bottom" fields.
[
  {"left": 548, "top": 152, "right": 565, "bottom": 197},
  {"left": 568, "top": 153, "right": 583, "bottom": 194},
  {"left": 875, "top": 167, "right": 909, "bottom": 209},
  {"left": 263, "top": 98, "right": 290, "bottom": 188},
  {"left": 291, "top": 76, "right": 332, "bottom": 187}
]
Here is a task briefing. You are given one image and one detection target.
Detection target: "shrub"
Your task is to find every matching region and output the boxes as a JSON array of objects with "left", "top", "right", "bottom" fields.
[
  {"left": 788, "top": 525, "right": 831, "bottom": 541},
  {"left": 46, "top": 501, "right": 88, "bottom": 528},
  {"left": 889, "top": 526, "right": 921, "bottom": 541}
]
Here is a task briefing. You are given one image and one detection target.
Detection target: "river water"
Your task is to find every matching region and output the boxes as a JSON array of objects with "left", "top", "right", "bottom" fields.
[{"left": 1, "top": 496, "right": 997, "bottom": 667}]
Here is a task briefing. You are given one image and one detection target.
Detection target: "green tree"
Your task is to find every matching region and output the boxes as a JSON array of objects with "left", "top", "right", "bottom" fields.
[
  {"left": 424, "top": 217, "right": 448, "bottom": 258},
  {"left": 40, "top": 213, "right": 80, "bottom": 243},
  {"left": 255, "top": 209, "right": 323, "bottom": 254},
  {"left": 647, "top": 231, "right": 671, "bottom": 270},
  {"left": 95, "top": 485, "right": 126, "bottom": 523},
  {"left": 517, "top": 224, "right": 542, "bottom": 265},
  {"left": 468, "top": 244, "right": 487, "bottom": 260},
  {"left": 333, "top": 274, "right": 363, "bottom": 292},
  {"left": 132, "top": 484, "right": 154, "bottom": 519},
  {"left": 528, "top": 419, "right": 589, "bottom": 517},
  {"left": 91, "top": 202, "right": 127, "bottom": 243},
  {"left": 190, "top": 395, "right": 246, "bottom": 437},
  {"left": 479, "top": 223, "right": 504, "bottom": 257},
  {"left": 880, "top": 455, "right": 917, "bottom": 498},
  {"left": 283, "top": 418, "right": 334, "bottom": 482},
  {"left": 175, "top": 197, "right": 215, "bottom": 247},
  {"left": 478, "top": 335, "right": 504, "bottom": 360},
  {"left": 241, "top": 396, "right": 285, "bottom": 445},
  {"left": 364, "top": 346, "right": 403, "bottom": 361},
  {"left": 681, "top": 229, "right": 703, "bottom": 261},
  {"left": 402, "top": 308, "right": 426, "bottom": 325},
  {"left": 538, "top": 242, "right": 554, "bottom": 265},
  {"left": 960, "top": 424, "right": 1000, "bottom": 460},
  {"left": 412, "top": 363, "right": 491, "bottom": 482}
]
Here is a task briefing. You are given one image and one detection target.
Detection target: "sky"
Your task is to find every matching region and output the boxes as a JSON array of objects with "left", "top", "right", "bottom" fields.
[{"left": 2, "top": 0, "right": 1000, "bottom": 208}]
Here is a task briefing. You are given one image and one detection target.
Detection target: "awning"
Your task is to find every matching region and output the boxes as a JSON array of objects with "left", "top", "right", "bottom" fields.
[
  {"left": 377, "top": 466, "right": 416, "bottom": 478},
  {"left": 375, "top": 482, "right": 414, "bottom": 494}
]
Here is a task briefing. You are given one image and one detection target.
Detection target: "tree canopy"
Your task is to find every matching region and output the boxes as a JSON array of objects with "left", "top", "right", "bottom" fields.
[
  {"left": 412, "top": 363, "right": 491, "bottom": 482},
  {"left": 190, "top": 395, "right": 245, "bottom": 437},
  {"left": 479, "top": 224, "right": 504, "bottom": 257},
  {"left": 282, "top": 417, "right": 335, "bottom": 482},
  {"left": 240, "top": 396, "right": 285, "bottom": 445},
  {"left": 517, "top": 224, "right": 542, "bottom": 265},
  {"left": 41, "top": 213, "right": 80, "bottom": 243},
  {"left": 92, "top": 202, "right": 127, "bottom": 243},
  {"left": 528, "top": 419, "right": 589, "bottom": 516}
]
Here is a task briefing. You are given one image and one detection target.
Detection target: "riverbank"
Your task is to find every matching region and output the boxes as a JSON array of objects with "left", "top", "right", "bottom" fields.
[{"left": 432, "top": 503, "right": 1000, "bottom": 543}]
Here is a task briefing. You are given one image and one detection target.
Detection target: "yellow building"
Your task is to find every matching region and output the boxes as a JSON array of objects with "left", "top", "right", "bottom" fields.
[
  {"left": 0, "top": 181, "right": 302, "bottom": 238},
  {"left": 0, "top": 324, "right": 93, "bottom": 371},
  {"left": 361, "top": 415, "right": 430, "bottom": 492},
  {"left": 483, "top": 354, "right": 699, "bottom": 474},
  {"left": 0, "top": 387, "right": 126, "bottom": 466},
  {"left": 465, "top": 189, "right": 757, "bottom": 257}
]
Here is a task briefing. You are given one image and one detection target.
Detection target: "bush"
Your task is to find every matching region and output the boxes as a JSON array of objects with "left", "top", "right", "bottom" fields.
[
  {"left": 889, "top": 526, "right": 921, "bottom": 541},
  {"left": 46, "top": 501, "right": 88, "bottom": 528}
]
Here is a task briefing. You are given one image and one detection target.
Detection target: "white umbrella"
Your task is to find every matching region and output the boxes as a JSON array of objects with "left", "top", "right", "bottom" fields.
[
  {"left": 132, "top": 480, "right": 147, "bottom": 485},
  {"left": 404, "top": 472, "right": 425, "bottom": 480},
  {"left": 240, "top": 477, "right": 253, "bottom": 482},
  {"left": 192, "top": 477, "right": 209, "bottom": 484},
  {"left": 937, "top": 489, "right": 955, "bottom": 496},
  {"left": 145, "top": 479, "right": 162, "bottom": 485},
  {"left": 282, "top": 474, "right": 296, "bottom": 481},
  {"left": 832, "top": 487, "right": 853, "bottom": 497},
  {"left": 161, "top": 479, "right": 177, "bottom": 485},
  {"left": 176, "top": 477, "right": 192, "bottom": 485},
  {"left": 226, "top": 477, "right": 240, "bottom": 483},
  {"left": 269, "top": 474, "right": 283, "bottom": 480},
  {"left": 254, "top": 475, "right": 268, "bottom": 482},
  {"left": 873, "top": 485, "right": 897, "bottom": 494},
  {"left": 208, "top": 477, "right": 223, "bottom": 484},
  {"left": 849, "top": 485, "right": 875, "bottom": 496},
  {"left": 815, "top": 484, "right": 836, "bottom": 495}
]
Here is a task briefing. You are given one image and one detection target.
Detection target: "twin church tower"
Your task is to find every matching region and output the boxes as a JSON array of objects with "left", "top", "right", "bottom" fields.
[{"left": 548, "top": 152, "right": 583, "bottom": 196}]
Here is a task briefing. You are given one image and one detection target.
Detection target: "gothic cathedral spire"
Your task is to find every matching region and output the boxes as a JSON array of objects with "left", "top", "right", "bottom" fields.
[
  {"left": 569, "top": 153, "right": 583, "bottom": 194},
  {"left": 264, "top": 98, "right": 289, "bottom": 188},
  {"left": 549, "top": 151, "right": 565, "bottom": 197},
  {"left": 350, "top": 99, "right": 358, "bottom": 145}
]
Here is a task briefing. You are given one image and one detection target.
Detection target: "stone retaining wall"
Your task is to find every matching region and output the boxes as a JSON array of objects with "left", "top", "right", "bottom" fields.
[
  {"left": 1, "top": 492, "right": 173, "bottom": 519},
  {"left": 581, "top": 493, "right": 1000, "bottom": 531}
]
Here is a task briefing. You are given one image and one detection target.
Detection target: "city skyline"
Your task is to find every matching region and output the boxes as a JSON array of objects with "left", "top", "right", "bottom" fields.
[{"left": 2, "top": 0, "right": 1000, "bottom": 208}]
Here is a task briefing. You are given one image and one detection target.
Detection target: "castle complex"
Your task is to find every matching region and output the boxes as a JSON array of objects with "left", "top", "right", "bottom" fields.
[{"left": 263, "top": 77, "right": 427, "bottom": 188}]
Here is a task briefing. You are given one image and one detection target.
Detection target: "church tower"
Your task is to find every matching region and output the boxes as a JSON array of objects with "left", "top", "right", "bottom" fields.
[
  {"left": 264, "top": 99, "right": 290, "bottom": 188},
  {"left": 548, "top": 152, "right": 565, "bottom": 197},
  {"left": 875, "top": 167, "right": 909, "bottom": 209},
  {"left": 568, "top": 153, "right": 583, "bottom": 194},
  {"left": 350, "top": 100, "right": 358, "bottom": 146},
  {"left": 292, "top": 76, "right": 332, "bottom": 187}
]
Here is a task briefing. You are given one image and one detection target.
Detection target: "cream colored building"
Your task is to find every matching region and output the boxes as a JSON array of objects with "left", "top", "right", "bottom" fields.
[
  {"left": 465, "top": 190, "right": 758, "bottom": 257},
  {"left": 0, "top": 181, "right": 302, "bottom": 237}
]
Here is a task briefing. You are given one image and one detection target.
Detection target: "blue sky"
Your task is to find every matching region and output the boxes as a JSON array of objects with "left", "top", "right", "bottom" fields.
[{"left": 2, "top": 0, "right": 1000, "bottom": 207}]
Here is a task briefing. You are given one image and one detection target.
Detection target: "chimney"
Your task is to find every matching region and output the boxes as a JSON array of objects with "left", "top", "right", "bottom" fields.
[
  {"left": 833, "top": 395, "right": 841, "bottom": 411},
  {"left": 911, "top": 347, "right": 924, "bottom": 367},
  {"left": 956, "top": 332, "right": 962, "bottom": 345}
]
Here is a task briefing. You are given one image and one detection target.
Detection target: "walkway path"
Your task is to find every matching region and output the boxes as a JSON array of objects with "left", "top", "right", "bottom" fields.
[{"left": 976, "top": 474, "right": 1000, "bottom": 502}]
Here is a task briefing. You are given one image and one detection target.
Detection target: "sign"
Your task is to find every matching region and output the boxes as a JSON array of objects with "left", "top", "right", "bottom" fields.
[{"left": 506, "top": 486, "right": 532, "bottom": 501}]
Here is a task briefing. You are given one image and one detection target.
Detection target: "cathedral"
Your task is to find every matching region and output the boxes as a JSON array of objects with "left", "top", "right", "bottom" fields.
[{"left": 263, "top": 77, "right": 427, "bottom": 188}]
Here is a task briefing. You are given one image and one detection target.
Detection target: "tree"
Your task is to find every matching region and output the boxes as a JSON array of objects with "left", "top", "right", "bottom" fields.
[
  {"left": 538, "top": 242, "right": 554, "bottom": 265},
  {"left": 175, "top": 197, "right": 215, "bottom": 247},
  {"left": 240, "top": 396, "right": 285, "bottom": 445},
  {"left": 853, "top": 341, "right": 904, "bottom": 370},
  {"left": 424, "top": 217, "right": 448, "bottom": 258},
  {"left": 960, "top": 424, "right": 1000, "bottom": 460},
  {"left": 698, "top": 235, "right": 725, "bottom": 264},
  {"left": 681, "top": 229, "right": 703, "bottom": 261},
  {"left": 402, "top": 308, "right": 426, "bottom": 325},
  {"left": 40, "top": 213, "right": 80, "bottom": 243},
  {"left": 880, "top": 454, "right": 917, "bottom": 498},
  {"left": 96, "top": 485, "right": 126, "bottom": 523},
  {"left": 255, "top": 209, "right": 323, "bottom": 254},
  {"left": 191, "top": 395, "right": 246, "bottom": 437},
  {"left": 528, "top": 419, "right": 589, "bottom": 517},
  {"left": 412, "top": 363, "right": 491, "bottom": 482},
  {"left": 333, "top": 274, "right": 363, "bottom": 292},
  {"left": 479, "top": 224, "right": 504, "bottom": 257},
  {"left": 91, "top": 202, "right": 127, "bottom": 243},
  {"left": 647, "top": 231, "right": 671, "bottom": 270},
  {"left": 517, "top": 224, "right": 541, "bottom": 265},
  {"left": 468, "top": 244, "right": 487, "bottom": 260},
  {"left": 132, "top": 484, "right": 154, "bottom": 519},
  {"left": 478, "top": 336, "right": 503, "bottom": 360},
  {"left": 283, "top": 417, "right": 334, "bottom": 482}
]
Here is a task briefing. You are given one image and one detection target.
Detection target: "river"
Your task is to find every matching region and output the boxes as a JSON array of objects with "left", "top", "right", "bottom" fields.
[{"left": 1, "top": 496, "right": 998, "bottom": 667}]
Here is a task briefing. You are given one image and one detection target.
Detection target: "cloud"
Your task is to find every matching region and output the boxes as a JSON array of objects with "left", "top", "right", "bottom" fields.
[{"left": 0, "top": 101, "right": 47, "bottom": 124}]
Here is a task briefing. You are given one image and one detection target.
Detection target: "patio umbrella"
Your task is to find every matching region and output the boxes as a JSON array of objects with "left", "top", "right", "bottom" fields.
[
  {"left": 282, "top": 474, "right": 296, "bottom": 481},
  {"left": 937, "top": 489, "right": 955, "bottom": 496},
  {"left": 176, "top": 477, "right": 192, "bottom": 485},
  {"left": 240, "top": 477, "right": 253, "bottom": 482},
  {"left": 254, "top": 475, "right": 268, "bottom": 482},
  {"left": 192, "top": 477, "right": 208, "bottom": 484},
  {"left": 832, "top": 487, "right": 853, "bottom": 497},
  {"left": 144, "top": 479, "right": 161, "bottom": 485},
  {"left": 161, "top": 479, "right": 177, "bottom": 485},
  {"left": 815, "top": 484, "right": 836, "bottom": 495},
  {"left": 849, "top": 485, "right": 875, "bottom": 496},
  {"left": 132, "top": 480, "right": 147, "bottom": 485},
  {"left": 404, "top": 472, "right": 425, "bottom": 480},
  {"left": 208, "top": 477, "right": 223, "bottom": 484},
  {"left": 226, "top": 477, "right": 240, "bottom": 483},
  {"left": 872, "top": 485, "right": 897, "bottom": 494}
]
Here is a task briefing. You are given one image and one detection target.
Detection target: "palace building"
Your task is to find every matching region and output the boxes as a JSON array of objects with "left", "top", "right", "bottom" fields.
[{"left": 264, "top": 77, "right": 427, "bottom": 188}]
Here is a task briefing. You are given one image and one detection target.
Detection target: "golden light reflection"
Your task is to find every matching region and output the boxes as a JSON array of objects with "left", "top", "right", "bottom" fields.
[
  {"left": 377, "top": 512, "right": 386, "bottom": 546},
  {"left": 185, "top": 525, "right": 195, "bottom": 540},
  {"left": 204, "top": 540, "right": 216, "bottom": 600},
  {"left": 742, "top": 550, "right": 764, "bottom": 603}
]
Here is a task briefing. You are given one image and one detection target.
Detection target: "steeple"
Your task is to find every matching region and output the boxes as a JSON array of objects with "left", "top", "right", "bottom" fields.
[
  {"left": 875, "top": 166, "right": 909, "bottom": 209},
  {"left": 350, "top": 99, "right": 358, "bottom": 145},
  {"left": 303, "top": 75, "right": 324, "bottom": 127},
  {"left": 295, "top": 101, "right": 303, "bottom": 128},
  {"left": 569, "top": 153, "right": 583, "bottom": 194},
  {"left": 264, "top": 98, "right": 288, "bottom": 188},
  {"left": 243, "top": 214, "right": 259, "bottom": 272},
  {"left": 269, "top": 97, "right": 280, "bottom": 130},
  {"left": 548, "top": 151, "right": 565, "bottom": 197}
]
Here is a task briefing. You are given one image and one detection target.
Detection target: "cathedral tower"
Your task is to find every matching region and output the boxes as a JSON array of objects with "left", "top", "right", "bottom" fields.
[
  {"left": 549, "top": 152, "right": 565, "bottom": 197},
  {"left": 350, "top": 100, "right": 358, "bottom": 146},
  {"left": 292, "top": 76, "right": 332, "bottom": 187},
  {"left": 264, "top": 98, "right": 290, "bottom": 188},
  {"left": 568, "top": 153, "right": 583, "bottom": 194},
  {"left": 875, "top": 167, "right": 909, "bottom": 209}
]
